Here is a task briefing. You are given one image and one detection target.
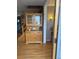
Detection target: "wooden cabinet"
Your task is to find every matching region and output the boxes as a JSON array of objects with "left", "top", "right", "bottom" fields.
[
  {"left": 25, "top": 13, "right": 43, "bottom": 44},
  {"left": 26, "top": 31, "right": 42, "bottom": 44}
]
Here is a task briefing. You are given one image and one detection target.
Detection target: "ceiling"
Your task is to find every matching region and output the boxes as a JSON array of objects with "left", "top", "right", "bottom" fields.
[
  {"left": 17, "top": 0, "right": 46, "bottom": 15},
  {"left": 17, "top": 0, "right": 55, "bottom": 15}
]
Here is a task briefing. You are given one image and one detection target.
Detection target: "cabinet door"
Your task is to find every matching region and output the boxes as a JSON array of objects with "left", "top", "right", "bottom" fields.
[
  {"left": 26, "top": 15, "right": 33, "bottom": 26},
  {"left": 34, "top": 15, "right": 41, "bottom": 25},
  {"left": 36, "top": 32, "right": 42, "bottom": 41},
  {"left": 29, "top": 32, "right": 36, "bottom": 42},
  {"left": 26, "top": 32, "right": 42, "bottom": 43}
]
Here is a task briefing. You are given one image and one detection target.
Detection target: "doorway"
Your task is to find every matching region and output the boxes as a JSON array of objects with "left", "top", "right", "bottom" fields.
[{"left": 17, "top": 0, "right": 60, "bottom": 59}]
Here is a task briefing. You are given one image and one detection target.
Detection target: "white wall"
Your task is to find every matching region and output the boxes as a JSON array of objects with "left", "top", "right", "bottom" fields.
[{"left": 43, "top": 0, "right": 48, "bottom": 44}]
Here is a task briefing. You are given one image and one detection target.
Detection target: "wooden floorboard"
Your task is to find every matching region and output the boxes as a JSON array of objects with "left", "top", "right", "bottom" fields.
[{"left": 17, "top": 42, "right": 53, "bottom": 59}]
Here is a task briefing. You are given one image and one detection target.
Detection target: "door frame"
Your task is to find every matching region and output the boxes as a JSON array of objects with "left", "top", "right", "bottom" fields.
[{"left": 52, "top": 0, "right": 61, "bottom": 59}]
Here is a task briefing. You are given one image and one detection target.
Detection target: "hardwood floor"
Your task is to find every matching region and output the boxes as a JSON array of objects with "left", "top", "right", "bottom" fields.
[{"left": 17, "top": 41, "right": 53, "bottom": 59}]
